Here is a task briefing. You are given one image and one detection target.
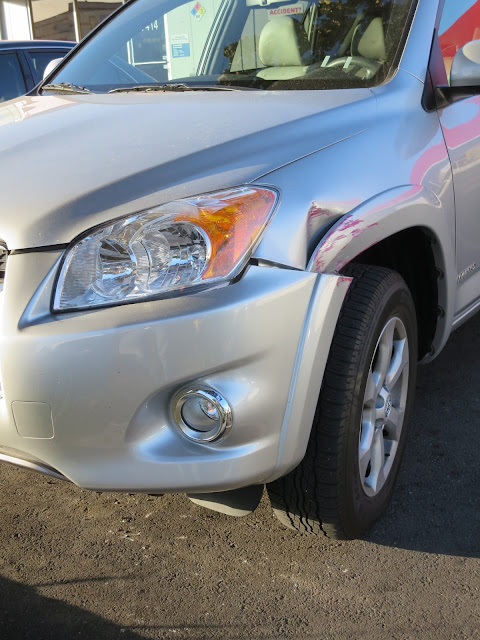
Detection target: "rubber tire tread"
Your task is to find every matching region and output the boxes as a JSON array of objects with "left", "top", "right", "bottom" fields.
[{"left": 267, "top": 264, "right": 415, "bottom": 539}]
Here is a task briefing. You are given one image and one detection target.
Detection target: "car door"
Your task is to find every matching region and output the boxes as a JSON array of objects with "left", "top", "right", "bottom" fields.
[
  {"left": 437, "top": 0, "right": 480, "bottom": 318},
  {"left": 0, "top": 51, "right": 28, "bottom": 103}
]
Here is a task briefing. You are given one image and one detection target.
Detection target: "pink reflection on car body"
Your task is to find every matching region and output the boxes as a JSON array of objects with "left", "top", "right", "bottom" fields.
[
  {"left": 441, "top": 97, "right": 480, "bottom": 150},
  {"left": 309, "top": 129, "right": 452, "bottom": 274}
]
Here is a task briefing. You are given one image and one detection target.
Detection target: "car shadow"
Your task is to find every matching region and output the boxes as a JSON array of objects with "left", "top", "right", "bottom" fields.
[
  {"left": 0, "top": 573, "right": 238, "bottom": 639},
  {"left": 0, "top": 574, "right": 147, "bottom": 639},
  {"left": 366, "top": 313, "right": 480, "bottom": 557}
]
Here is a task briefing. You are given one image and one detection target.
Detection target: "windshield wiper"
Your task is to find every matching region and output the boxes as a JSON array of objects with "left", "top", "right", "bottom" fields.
[
  {"left": 41, "top": 82, "right": 92, "bottom": 95},
  {"left": 108, "top": 83, "right": 257, "bottom": 93}
]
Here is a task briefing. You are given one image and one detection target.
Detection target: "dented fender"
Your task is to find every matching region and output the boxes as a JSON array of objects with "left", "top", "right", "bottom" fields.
[{"left": 306, "top": 186, "right": 456, "bottom": 358}]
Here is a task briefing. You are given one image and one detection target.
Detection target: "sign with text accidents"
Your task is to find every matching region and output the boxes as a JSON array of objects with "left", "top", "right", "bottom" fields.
[{"left": 268, "top": 3, "right": 304, "bottom": 18}]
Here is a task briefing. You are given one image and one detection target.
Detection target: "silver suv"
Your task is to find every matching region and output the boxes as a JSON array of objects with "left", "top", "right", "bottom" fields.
[{"left": 0, "top": 0, "right": 477, "bottom": 539}]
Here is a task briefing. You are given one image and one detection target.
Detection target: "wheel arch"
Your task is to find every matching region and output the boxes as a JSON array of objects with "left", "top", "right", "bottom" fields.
[{"left": 307, "top": 185, "right": 455, "bottom": 360}]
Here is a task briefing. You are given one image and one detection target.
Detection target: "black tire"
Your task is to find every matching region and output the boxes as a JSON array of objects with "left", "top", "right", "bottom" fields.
[{"left": 267, "top": 264, "right": 418, "bottom": 539}]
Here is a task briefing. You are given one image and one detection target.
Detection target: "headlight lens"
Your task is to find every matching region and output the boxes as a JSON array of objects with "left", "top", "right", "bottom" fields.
[{"left": 53, "top": 186, "right": 277, "bottom": 311}]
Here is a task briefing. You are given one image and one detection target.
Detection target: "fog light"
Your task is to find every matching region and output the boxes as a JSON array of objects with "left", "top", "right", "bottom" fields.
[{"left": 173, "top": 388, "right": 232, "bottom": 443}]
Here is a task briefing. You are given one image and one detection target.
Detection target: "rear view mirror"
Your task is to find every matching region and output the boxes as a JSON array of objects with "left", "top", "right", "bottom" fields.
[
  {"left": 43, "top": 58, "right": 63, "bottom": 81},
  {"left": 450, "top": 39, "right": 480, "bottom": 87}
]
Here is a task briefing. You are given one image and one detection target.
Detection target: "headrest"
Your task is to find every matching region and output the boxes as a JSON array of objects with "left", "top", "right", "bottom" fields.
[
  {"left": 352, "top": 17, "right": 386, "bottom": 60},
  {"left": 258, "top": 17, "right": 312, "bottom": 67}
]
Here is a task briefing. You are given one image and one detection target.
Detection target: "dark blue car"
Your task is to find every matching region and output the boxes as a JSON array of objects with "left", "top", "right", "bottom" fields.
[{"left": 0, "top": 40, "right": 75, "bottom": 103}]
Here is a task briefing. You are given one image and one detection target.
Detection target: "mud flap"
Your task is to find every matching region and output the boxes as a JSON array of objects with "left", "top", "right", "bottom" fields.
[{"left": 187, "top": 484, "right": 264, "bottom": 517}]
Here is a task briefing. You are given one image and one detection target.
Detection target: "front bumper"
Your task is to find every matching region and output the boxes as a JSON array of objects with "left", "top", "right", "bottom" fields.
[{"left": 0, "top": 251, "right": 350, "bottom": 493}]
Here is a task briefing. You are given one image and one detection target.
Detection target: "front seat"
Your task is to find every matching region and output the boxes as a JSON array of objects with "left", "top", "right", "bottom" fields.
[
  {"left": 351, "top": 15, "right": 386, "bottom": 64},
  {"left": 256, "top": 17, "right": 312, "bottom": 80},
  {"left": 325, "top": 15, "right": 385, "bottom": 79}
]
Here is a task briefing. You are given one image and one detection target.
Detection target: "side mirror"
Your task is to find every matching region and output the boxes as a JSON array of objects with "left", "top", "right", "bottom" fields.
[
  {"left": 43, "top": 58, "right": 63, "bottom": 81},
  {"left": 450, "top": 39, "right": 480, "bottom": 87},
  {"left": 435, "top": 40, "right": 480, "bottom": 106}
]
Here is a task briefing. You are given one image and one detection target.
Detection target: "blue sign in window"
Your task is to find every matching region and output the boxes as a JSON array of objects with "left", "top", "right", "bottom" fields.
[{"left": 171, "top": 41, "right": 190, "bottom": 58}]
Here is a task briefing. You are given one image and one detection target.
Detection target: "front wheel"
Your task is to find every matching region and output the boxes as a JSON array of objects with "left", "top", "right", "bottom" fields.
[{"left": 267, "top": 265, "right": 418, "bottom": 539}]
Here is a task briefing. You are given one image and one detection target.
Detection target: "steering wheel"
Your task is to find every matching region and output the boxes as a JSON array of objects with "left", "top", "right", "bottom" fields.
[{"left": 325, "top": 56, "right": 380, "bottom": 79}]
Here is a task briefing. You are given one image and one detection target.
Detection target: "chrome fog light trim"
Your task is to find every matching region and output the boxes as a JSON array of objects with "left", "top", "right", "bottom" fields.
[{"left": 173, "top": 388, "right": 232, "bottom": 443}]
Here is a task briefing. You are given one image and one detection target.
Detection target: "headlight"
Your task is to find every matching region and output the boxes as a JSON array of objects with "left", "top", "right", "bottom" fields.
[{"left": 53, "top": 186, "right": 278, "bottom": 311}]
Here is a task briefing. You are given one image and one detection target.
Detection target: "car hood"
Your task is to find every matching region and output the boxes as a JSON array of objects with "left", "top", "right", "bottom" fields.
[{"left": 0, "top": 90, "right": 375, "bottom": 249}]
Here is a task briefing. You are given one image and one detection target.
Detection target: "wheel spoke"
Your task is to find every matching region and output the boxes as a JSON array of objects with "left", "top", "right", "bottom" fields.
[
  {"left": 367, "top": 429, "right": 386, "bottom": 493},
  {"left": 384, "top": 406, "right": 405, "bottom": 442},
  {"left": 373, "top": 321, "right": 395, "bottom": 390},
  {"left": 373, "top": 464, "right": 386, "bottom": 494},
  {"left": 360, "top": 414, "right": 374, "bottom": 444},
  {"left": 359, "top": 414, "right": 375, "bottom": 478},
  {"left": 371, "top": 429, "right": 384, "bottom": 469},
  {"left": 386, "top": 338, "right": 409, "bottom": 390},
  {"left": 358, "top": 444, "right": 371, "bottom": 482},
  {"left": 364, "top": 370, "right": 378, "bottom": 405}
]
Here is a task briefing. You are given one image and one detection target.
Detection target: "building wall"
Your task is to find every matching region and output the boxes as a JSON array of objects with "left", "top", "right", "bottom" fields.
[
  {"left": 31, "top": 4, "right": 76, "bottom": 40},
  {"left": 0, "top": 0, "right": 121, "bottom": 41}
]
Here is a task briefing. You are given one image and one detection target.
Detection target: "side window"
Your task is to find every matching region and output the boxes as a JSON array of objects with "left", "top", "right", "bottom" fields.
[
  {"left": 439, "top": 0, "right": 480, "bottom": 81},
  {"left": 27, "top": 50, "right": 70, "bottom": 83},
  {"left": 0, "top": 53, "right": 27, "bottom": 103}
]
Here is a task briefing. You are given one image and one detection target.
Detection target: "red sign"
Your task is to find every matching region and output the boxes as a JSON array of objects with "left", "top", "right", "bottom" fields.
[
  {"left": 268, "top": 4, "right": 304, "bottom": 17},
  {"left": 440, "top": 1, "right": 480, "bottom": 58}
]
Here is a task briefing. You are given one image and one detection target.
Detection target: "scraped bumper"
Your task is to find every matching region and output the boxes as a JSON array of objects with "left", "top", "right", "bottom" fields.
[{"left": 0, "top": 251, "right": 350, "bottom": 492}]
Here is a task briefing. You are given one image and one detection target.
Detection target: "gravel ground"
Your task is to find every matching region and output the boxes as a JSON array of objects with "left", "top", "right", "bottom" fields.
[{"left": 1, "top": 316, "right": 480, "bottom": 639}]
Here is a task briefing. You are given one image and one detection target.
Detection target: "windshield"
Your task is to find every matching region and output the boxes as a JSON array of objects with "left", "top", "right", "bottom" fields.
[{"left": 48, "top": 0, "right": 416, "bottom": 92}]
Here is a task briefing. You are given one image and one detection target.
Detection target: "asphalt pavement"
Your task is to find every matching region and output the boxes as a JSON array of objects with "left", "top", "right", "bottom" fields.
[{"left": 1, "top": 314, "right": 480, "bottom": 639}]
